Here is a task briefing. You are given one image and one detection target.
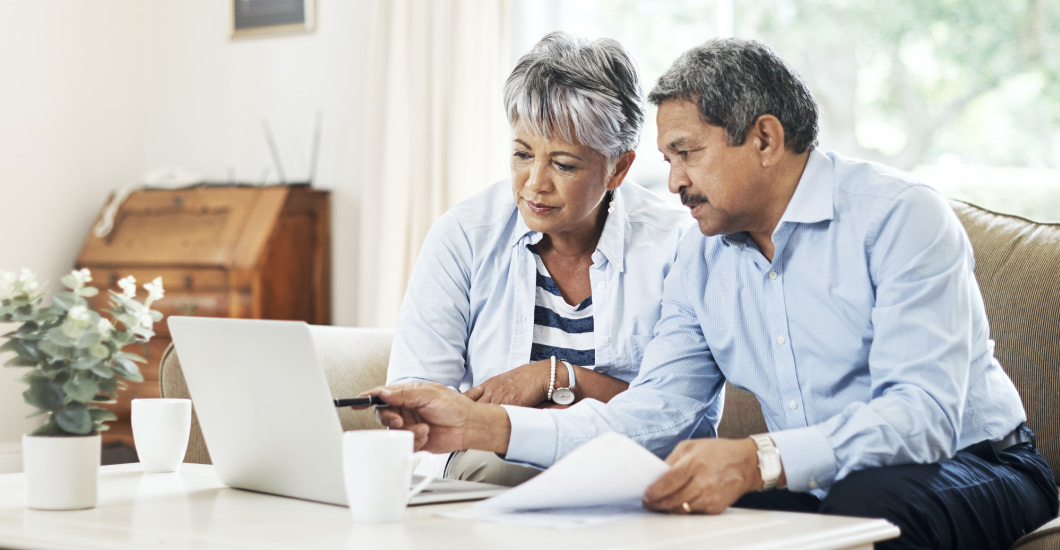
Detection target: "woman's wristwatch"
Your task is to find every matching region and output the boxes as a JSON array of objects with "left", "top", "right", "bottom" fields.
[{"left": 552, "top": 360, "right": 577, "bottom": 405}]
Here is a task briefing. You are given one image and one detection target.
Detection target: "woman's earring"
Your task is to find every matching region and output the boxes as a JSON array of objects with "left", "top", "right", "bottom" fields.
[{"left": 607, "top": 190, "right": 615, "bottom": 214}]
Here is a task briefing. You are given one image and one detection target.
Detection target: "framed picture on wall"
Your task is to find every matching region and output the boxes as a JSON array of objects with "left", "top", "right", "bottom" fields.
[{"left": 231, "top": 0, "right": 316, "bottom": 38}]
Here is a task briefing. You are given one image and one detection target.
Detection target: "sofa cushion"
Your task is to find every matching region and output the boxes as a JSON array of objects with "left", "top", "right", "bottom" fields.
[
  {"left": 717, "top": 383, "right": 768, "bottom": 439},
  {"left": 1010, "top": 515, "right": 1060, "bottom": 550},
  {"left": 952, "top": 200, "right": 1060, "bottom": 477}
]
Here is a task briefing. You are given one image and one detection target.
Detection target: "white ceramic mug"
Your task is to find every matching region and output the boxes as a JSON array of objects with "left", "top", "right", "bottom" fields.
[
  {"left": 131, "top": 398, "right": 192, "bottom": 473},
  {"left": 342, "top": 430, "right": 433, "bottom": 523}
]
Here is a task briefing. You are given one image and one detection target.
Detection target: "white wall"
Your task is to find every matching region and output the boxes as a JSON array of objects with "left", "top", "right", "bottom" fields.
[
  {"left": 0, "top": 0, "right": 374, "bottom": 471},
  {"left": 0, "top": 1, "right": 150, "bottom": 470},
  {"left": 143, "top": 1, "right": 373, "bottom": 328}
]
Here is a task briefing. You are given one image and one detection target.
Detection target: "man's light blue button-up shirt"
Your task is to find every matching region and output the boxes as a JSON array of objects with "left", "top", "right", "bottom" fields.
[
  {"left": 504, "top": 150, "right": 1026, "bottom": 495},
  {"left": 387, "top": 179, "right": 691, "bottom": 389}
]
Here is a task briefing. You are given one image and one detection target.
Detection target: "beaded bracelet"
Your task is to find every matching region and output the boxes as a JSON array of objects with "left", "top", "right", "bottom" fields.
[{"left": 547, "top": 355, "right": 557, "bottom": 401}]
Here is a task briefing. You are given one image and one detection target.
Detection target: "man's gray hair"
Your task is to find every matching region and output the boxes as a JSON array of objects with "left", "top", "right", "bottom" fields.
[
  {"left": 648, "top": 38, "right": 818, "bottom": 154},
  {"left": 504, "top": 32, "right": 645, "bottom": 159}
]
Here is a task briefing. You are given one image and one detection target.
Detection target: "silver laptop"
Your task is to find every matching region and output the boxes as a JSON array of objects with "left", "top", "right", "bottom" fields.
[{"left": 167, "top": 316, "right": 507, "bottom": 506}]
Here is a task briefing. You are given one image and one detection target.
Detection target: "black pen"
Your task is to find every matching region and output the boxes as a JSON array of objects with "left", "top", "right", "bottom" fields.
[{"left": 333, "top": 395, "right": 389, "bottom": 408}]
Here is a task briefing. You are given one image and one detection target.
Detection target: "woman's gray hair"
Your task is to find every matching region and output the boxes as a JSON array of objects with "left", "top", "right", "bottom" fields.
[
  {"left": 648, "top": 38, "right": 818, "bottom": 154},
  {"left": 504, "top": 32, "right": 645, "bottom": 159}
]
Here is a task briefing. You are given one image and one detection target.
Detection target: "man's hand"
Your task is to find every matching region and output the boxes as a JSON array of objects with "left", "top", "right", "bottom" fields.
[
  {"left": 463, "top": 360, "right": 549, "bottom": 406},
  {"left": 643, "top": 438, "right": 763, "bottom": 515},
  {"left": 367, "top": 383, "right": 512, "bottom": 455}
]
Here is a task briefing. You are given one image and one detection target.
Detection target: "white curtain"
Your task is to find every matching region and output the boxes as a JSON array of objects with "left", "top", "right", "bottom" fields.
[{"left": 358, "top": 0, "right": 513, "bottom": 327}]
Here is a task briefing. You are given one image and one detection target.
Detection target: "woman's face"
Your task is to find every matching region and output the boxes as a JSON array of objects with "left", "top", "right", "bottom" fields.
[{"left": 510, "top": 126, "right": 623, "bottom": 241}]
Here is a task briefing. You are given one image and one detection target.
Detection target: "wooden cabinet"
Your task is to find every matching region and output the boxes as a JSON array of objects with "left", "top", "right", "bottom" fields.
[{"left": 75, "top": 184, "right": 330, "bottom": 449}]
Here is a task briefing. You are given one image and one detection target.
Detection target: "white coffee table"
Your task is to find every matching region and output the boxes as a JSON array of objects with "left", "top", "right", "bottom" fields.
[{"left": 0, "top": 464, "right": 898, "bottom": 549}]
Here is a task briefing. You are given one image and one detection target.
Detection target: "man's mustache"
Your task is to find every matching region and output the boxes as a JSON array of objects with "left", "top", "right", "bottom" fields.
[{"left": 680, "top": 192, "right": 708, "bottom": 206}]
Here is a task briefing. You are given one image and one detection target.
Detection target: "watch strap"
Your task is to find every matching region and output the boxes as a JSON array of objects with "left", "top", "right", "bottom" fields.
[
  {"left": 559, "top": 360, "right": 576, "bottom": 391},
  {"left": 750, "top": 433, "right": 782, "bottom": 491}
]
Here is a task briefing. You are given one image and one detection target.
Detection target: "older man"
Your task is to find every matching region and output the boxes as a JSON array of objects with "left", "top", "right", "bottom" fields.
[{"left": 371, "top": 38, "right": 1058, "bottom": 549}]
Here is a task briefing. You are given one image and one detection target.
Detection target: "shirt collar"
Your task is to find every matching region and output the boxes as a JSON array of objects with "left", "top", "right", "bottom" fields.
[
  {"left": 722, "top": 149, "right": 834, "bottom": 248},
  {"left": 509, "top": 188, "right": 627, "bottom": 272},
  {"left": 777, "top": 148, "right": 835, "bottom": 226}
]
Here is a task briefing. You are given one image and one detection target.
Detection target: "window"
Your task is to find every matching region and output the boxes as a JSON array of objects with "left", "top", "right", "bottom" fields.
[{"left": 514, "top": 0, "right": 1060, "bottom": 221}]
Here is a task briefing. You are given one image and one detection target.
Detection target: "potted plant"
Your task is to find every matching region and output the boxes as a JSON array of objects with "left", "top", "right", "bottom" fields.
[{"left": 0, "top": 268, "right": 163, "bottom": 510}]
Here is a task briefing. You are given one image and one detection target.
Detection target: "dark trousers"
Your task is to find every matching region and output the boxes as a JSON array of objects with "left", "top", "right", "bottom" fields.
[{"left": 734, "top": 426, "right": 1059, "bottom": 550}]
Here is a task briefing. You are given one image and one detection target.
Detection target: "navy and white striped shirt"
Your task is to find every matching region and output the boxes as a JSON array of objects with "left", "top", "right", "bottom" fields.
[
  {"left": 528, "top": 244, "right": 595, "bottom": 368},
  {"left": 387, "top": 179, "right": 691, "bottom": 391}
]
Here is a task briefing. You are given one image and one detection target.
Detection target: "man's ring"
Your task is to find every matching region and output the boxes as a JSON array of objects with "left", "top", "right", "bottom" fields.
[{"left": 681, "top": 502, "right": 692, "bottom": 514}]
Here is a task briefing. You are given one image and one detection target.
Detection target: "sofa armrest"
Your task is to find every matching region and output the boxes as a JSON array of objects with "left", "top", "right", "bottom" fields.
[{"left": 158, "top": 325, "right": 393, "bottom": 465}]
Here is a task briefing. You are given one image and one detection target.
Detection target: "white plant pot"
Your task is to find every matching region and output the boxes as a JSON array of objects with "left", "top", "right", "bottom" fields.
[{"left": 22, "top": 433, "right": 101, "bottom": 510}]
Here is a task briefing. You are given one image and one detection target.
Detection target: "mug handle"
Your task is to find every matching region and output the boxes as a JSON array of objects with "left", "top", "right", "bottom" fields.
[{"left": 406, "top": 451, "right": 435, "bottom": 504}]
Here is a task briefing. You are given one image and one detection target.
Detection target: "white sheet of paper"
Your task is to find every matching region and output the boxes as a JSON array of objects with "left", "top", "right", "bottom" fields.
[{"left": 474, "top": 431, "right": 670, "bottom": 511}]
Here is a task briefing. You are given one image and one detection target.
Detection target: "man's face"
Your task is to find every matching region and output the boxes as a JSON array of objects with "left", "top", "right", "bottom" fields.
[{"left": 656, "top": 99, "right": 765, "bottom": 237}]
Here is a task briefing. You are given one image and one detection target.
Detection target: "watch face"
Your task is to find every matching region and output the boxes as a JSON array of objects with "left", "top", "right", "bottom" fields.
[{"left": 552, "top": 388, "right": 575, "bottom": 405}]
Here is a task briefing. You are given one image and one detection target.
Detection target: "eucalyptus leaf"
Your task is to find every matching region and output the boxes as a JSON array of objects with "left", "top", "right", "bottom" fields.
[
  {"left": 4, "top": 355, "right": 35, "bottom": 368},
  {"left": 16, "top": 323, "right": 45, "bottom": 339},
  {"left": 71, "top": 356, "right": 99, "bottom": 371},
  {"left": 60, "top": 322, "right": 84, "bottom": 340},
  {"left": 150, "top": 310, "right": 163, "bottom": 322},
  {"left": 31, "top": 419, "right": 65, "bottom": 436},
  {"left": 37, "top": 340, "right": 68, "bottom": 362},
  {"left": 63, "top": 375, "right": 99, "bottom": 403},
  {"left": 50, "top": 292, "right": 78, "bottom": 312},
  {"left": 23, "top": 380, "right": 64, "bottom": 411},
  {"left": 112, "top": 357, "right": 144, "bottom": 383},
  {"left": 55, "top": 404, "right": 93, "bottom": 435},
  {"left": 77, "top": 331, "right": 101, "bottom": 349},
  {"left": 120, "top": 351, "right": 147, "bottom": 363},
  {"left": 19, "top": 370, "right": 52, "bottom": 382},
  {"left": 60, "top": 274, "right": 78, "bottom": 289},
  {"left": 2, "top": 338, "right": 41, "bottom": 363},
  {"left": 90, "top": 362, "right": 115, "bottom": 378},
  {"left": 88, "top": 407, "right": 117, "bottom": 423},
  {"left": 98, "top": 378, "right": 118, "bottom": 393},
  {"left": 89, "top": 344, "right": 109, "bottom": 360},
  {"left": 78, "top": 287, "right": 99, "bottom": 298},
  {"left": 43, "top": 330, "right": 74, "bottom": 348}
]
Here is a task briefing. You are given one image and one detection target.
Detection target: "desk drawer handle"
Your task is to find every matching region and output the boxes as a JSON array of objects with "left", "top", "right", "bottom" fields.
[{"left": 178, "top": 299, "right": 198, "bottom": 316}]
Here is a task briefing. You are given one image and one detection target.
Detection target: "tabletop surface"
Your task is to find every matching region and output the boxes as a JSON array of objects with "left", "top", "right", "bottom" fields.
[{"left": 0, "top": 464, "right": 899, "bottom": 550}]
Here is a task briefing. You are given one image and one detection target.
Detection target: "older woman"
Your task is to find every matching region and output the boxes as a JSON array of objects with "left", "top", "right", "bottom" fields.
[{"left": 386, "top": 32, "right": 690, "bottom": 486}]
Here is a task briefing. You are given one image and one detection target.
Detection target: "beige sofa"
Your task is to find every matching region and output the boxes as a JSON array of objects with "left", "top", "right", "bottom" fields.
[{"left": 160, "top": 199, "right": 1059, "bottom": 549}]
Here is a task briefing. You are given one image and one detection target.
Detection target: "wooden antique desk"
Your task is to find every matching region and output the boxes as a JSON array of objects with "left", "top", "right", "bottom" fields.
[
  {"left": 0, "top": 464, "right": 898, "bottom": 549},
  {"left": 75, "top": 185, "right": 331, "bottom": 451}
]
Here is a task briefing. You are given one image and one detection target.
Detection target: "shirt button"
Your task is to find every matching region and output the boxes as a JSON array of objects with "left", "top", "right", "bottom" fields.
[
  {"left": 809, "top": 478, "right": 818, "bottom": 490},
  {"left": 776, "top": 335, "right": 787, "bottom": 345},
  {"left": 598, "top": 282, "right": 607, "bottom": 290},
  {"left": 788, "top": 400, "right": 798, "bottom": 410},
  {"left": 602, "top": 335, "right": 610, "bottom": 343},
  {"left": 769, "top": 271, "right": 778, "bottom": 280}
]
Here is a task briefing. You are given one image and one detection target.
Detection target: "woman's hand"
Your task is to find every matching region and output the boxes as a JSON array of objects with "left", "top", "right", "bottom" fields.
[{"left": 463, "top": 360, "right": 550, "bottom": 407}]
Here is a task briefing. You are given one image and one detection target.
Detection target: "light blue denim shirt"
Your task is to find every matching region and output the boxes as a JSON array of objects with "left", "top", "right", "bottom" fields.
[
  {"left": 504, "top": 150, "right": 1026, "bottom": 496},
  {"left": 386, "top": 179, "right": 692, "bottom": 389}
]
